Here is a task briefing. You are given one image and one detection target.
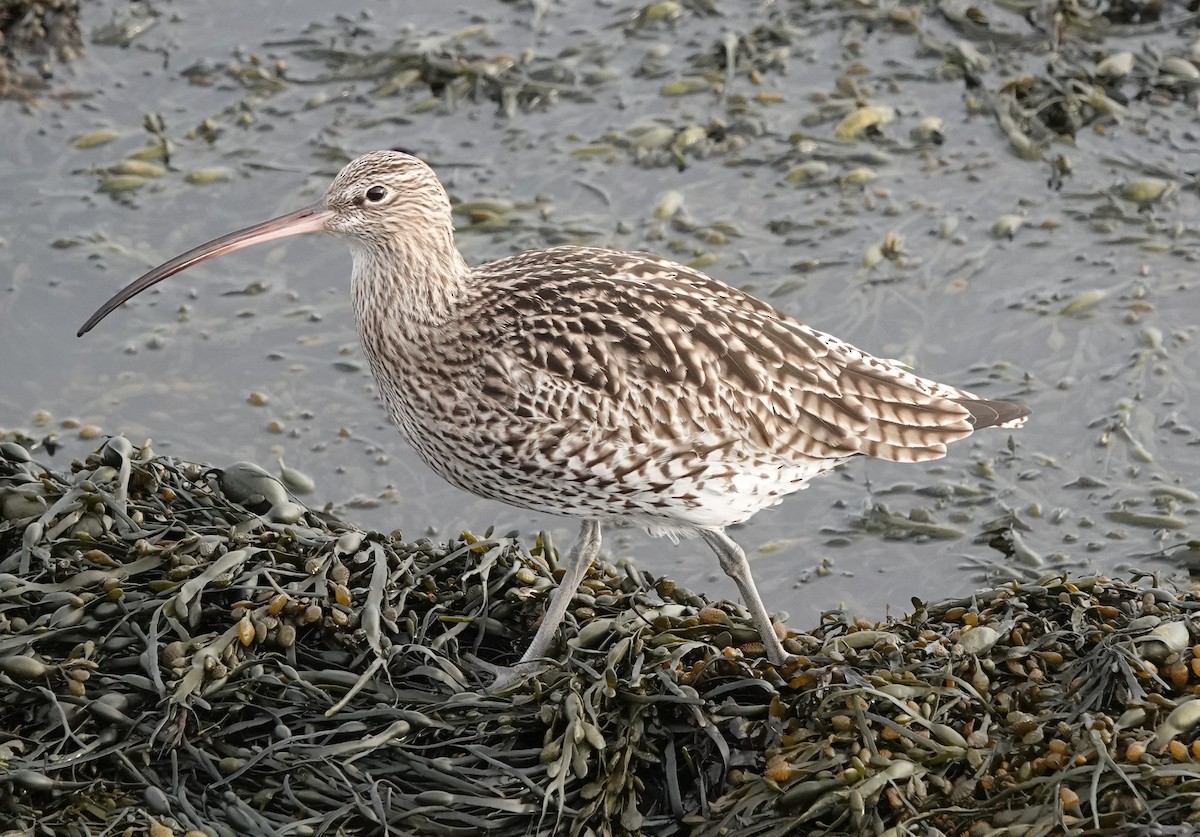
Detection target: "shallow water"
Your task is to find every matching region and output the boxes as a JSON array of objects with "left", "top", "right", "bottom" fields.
[{"left": 2, "top": 0, "right": 1199, "bottom": 626}]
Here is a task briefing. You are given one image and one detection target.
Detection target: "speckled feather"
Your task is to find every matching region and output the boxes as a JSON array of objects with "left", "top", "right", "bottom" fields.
[{"left": 328, "top": 152, "right": 1028, "bottom": 538}]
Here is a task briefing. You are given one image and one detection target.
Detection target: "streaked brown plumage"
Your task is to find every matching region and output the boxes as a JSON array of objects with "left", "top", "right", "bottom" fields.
[{"left": 79, "top": 150, "right": 1029, "bottom": 685}]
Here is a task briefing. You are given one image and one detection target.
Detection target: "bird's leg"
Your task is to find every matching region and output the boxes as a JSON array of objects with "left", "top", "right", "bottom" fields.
[
  {"left": 483, "top": 518, "right": 603, "bottom": 691},
  {"left": 701, "top": 529, "right": 789, "bottom": 666},
  {"left": 520, "top": 518, "right": 603, "bottom": 663}
]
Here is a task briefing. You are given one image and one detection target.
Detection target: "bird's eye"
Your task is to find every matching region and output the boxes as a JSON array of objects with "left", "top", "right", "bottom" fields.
[{"left": 365, "top": 185, "right": 389, "bottom": 203}]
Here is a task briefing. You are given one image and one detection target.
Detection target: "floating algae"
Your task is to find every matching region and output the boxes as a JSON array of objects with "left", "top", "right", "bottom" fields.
[
  {"left": 0, "top": 0, "right": 82, "bottom": 100},
  {"left": 3, "top": 438, "right": 1200, "bottom": 835}
]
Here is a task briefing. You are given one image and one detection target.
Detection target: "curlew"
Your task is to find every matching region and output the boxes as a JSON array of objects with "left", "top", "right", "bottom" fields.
[{"left": 79, "top": 150, "right": 1028, "bottom": 685}]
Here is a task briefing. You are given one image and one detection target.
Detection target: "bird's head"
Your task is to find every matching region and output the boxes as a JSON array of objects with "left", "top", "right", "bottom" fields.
[{"left": 322, "top": 150, "right": 453, "bottom": 251}]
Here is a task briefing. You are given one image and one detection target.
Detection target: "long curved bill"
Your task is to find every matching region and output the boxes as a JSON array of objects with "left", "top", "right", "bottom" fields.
[{"left": 78, "top": 204, "right": 333, "bottom": 337}]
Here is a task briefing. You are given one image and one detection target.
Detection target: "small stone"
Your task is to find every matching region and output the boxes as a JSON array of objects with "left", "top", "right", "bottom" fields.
[{"left": 958, "top": 626, "right": 1000, "bottom": 655}]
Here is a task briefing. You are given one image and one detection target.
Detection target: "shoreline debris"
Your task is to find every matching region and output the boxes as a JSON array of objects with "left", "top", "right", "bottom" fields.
[{"left": 3, "top": 438, "right": 1200, "bottom": 835}]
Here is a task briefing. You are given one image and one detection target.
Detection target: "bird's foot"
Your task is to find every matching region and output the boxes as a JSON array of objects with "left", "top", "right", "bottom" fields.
[{"left": 463, "top": 654, "right": 543, "bottom": 693}]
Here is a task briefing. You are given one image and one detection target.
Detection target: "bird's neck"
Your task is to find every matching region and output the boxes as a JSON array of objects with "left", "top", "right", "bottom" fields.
[{"left": 349, "top": 231, "right": 471, "bottom": 329}]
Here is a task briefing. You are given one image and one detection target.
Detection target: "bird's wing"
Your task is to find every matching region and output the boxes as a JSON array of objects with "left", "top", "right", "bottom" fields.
[{"left": 475, "top": 246, "right": 1017, "bottom": 464}]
